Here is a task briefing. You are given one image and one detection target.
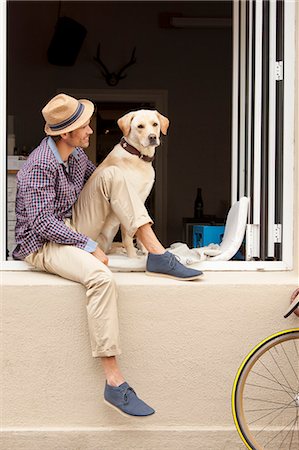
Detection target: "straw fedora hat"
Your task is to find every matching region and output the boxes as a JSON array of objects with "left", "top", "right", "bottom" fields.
[{"left": 42, "top": 93, "right": 94, "bottom": 136}]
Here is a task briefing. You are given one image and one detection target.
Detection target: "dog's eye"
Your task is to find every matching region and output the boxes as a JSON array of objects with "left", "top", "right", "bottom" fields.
[
  {"left": 153, "top": 123, "right": 158, "bottom": 127},
  {"left": 137, "top": 124, "right": 144, "bottom": 129}
]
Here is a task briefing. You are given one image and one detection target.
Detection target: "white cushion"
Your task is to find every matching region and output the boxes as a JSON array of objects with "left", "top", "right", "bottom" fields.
[
  {"left": 206, "top": 196, "right": 249, "bottom": 261},
  {"left": 106, "top": 197, "right": 249, "bottom": 270},
  {"left": 108, "top": 254, "right": 147, "bottom": 272}
]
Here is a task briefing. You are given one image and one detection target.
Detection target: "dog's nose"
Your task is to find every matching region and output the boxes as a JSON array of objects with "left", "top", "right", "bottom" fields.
[{"left": 148, "top": 134, "right": 157, "bottom": 143}]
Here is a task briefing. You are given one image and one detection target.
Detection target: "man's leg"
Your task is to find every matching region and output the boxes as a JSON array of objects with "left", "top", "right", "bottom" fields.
[
  {"left": 135, "top": 223, "right": 164, "bottom": 254},
  {"left": 73, "top": 165, "right": 203, "bottom": 280},
  {"left": 72, "top": 165, "right": 152, "bottom": 243},
  {"left": 26, "top": 243, "right": 121, "bottom": 360},
  {"left": 25, "top": 243, "right": 155, "bottom": 416},
  {"left": 26, "top": 243, "right": 125, "bottom": 385},
  {"left": 101, "top": 356, "right": 124, "bottom": 387}
]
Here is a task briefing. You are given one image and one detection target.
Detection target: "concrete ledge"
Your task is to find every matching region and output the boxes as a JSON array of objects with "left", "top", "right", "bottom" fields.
[
  {"left": 2, "top": 268, "right": 298, "bottom": 285},
  {"left": 2, "top": 271, "right": 298, "bottom": 449}
]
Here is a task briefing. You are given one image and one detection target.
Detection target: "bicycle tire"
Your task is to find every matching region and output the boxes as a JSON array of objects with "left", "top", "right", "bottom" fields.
[{"left": 232, "top": 329, "right": 299, "bottom": 450}]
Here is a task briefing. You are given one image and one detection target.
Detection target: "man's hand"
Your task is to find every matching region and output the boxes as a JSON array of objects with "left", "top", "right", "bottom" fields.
[{"left": 92, "top": 246, "right": 109, "bottom": 265}]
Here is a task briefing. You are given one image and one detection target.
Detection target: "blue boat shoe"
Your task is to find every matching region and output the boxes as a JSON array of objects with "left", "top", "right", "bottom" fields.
[
  {"left": 146, "top": 251, "right": 203, "bottom": 281},
  {"left": 104, "top": 382, "right": 155, "bottom": 417}
]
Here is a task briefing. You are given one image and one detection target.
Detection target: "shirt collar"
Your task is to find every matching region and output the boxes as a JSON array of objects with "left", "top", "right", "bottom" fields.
[{"left": 47, "top": 136, "right": 80, "bottom": 163}]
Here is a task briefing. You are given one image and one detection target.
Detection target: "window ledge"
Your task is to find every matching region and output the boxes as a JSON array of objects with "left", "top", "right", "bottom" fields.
[
  {"left": 1, "top": 268, "right": 298, "bottom": 287},
  {"left": 1, "top": 258, "right": 294, "bottom": 273}
]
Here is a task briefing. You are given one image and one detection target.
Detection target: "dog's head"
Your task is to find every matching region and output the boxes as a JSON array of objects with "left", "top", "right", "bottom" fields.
[{"left": 117, "top": 109, "right": 169, "bottom": 150}]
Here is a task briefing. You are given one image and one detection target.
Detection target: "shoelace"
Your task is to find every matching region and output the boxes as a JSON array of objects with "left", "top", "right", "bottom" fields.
[
  {"left": 123, "top": 386, "right": 136, "bottom": 404},
  {"left": 168, "top": 252, "right": 181, "bottom": 269}
]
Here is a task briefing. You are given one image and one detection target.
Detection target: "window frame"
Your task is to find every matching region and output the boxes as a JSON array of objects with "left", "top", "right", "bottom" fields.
[
  {"left": 0, "top": 0, "right": 7, "bottom": 269},
  {"left": 0, "top": 0, "right": 296, "bottom": 272}
]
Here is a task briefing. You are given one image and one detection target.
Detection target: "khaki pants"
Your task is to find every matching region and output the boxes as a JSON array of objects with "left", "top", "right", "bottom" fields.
[{"left": 25, "top": 166, "right": 152, "bottom": 358}]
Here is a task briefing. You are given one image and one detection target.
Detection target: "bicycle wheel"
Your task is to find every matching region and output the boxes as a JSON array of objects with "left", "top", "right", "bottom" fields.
[{"left": 232, "top": 329, "right": 299, "bottom": 449}]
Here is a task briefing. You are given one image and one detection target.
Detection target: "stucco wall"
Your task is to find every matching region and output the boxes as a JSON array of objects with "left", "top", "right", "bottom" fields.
[{"left": 2, "top": 271, "right": 298, "bottom": 449}]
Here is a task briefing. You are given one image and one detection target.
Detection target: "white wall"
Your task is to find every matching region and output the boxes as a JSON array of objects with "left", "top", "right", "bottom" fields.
[{"left": 7, "top": 1, "right": 232, "bottom": 245}]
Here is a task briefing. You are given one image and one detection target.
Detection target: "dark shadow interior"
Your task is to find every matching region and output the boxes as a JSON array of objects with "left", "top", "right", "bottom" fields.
[{"left": 7, "top": 0, "right": 233, "bottom": 246}]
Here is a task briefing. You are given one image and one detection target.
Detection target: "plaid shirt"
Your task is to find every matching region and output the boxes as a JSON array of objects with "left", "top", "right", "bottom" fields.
[{"left": 13, "top": 137, "right": 97, "bottom": 260}]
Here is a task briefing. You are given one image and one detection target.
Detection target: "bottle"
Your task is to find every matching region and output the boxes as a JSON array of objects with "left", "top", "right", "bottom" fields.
[{"left": 194, "top": 187, "right": 204, "bottom": 219}]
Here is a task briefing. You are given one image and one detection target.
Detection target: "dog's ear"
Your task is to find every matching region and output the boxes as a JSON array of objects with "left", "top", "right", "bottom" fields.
[
  {"left": 117, "top": 112, "right": 135, "bottom": 136},
  {"left": 155, "top": 111, "right": 170, "bottom": 135}
]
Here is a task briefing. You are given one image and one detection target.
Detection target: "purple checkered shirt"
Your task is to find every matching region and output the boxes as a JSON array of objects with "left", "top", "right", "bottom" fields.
[{"left": 13, "top": 137, "right": 97, "bottom": 260}]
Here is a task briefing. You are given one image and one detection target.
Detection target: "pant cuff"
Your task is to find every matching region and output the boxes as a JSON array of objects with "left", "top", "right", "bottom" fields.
[
  {"left": 129, "top": 216, "right": 154, "bottom": 238},
  {"left": 92, "top": 348, "right": 122, "bottom": 358}
]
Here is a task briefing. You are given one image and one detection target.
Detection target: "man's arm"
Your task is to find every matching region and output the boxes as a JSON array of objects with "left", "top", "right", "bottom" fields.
[
  {"left": 23, "top": 165, "right": 97, "bottom": 251},
  {"left": 84, "top": 159, "right": 96, "bottom": 183},
  {"left": 91, "top": 246, "right": 109, "bottom": 265}
]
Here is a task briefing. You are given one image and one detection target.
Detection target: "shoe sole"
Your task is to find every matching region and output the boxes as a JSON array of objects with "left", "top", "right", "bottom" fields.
[
  {"left": 145, "top": 271, "right": 204, "bottom": 281},
  {"left": 104, "top": 399, "right": 155, "bottom": 418}
]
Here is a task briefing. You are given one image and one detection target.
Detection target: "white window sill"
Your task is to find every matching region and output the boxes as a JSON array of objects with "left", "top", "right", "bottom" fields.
[
  {"left": 0, "top": 259, "right": 294, "bottom": 272},
  {"left": 1, "top": 262, "right": 298, "bottom": 287}
]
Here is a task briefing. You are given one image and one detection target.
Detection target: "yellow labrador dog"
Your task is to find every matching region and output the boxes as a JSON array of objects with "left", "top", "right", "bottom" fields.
[{"left": 96, "top": 109, "right": 169, "bottom": 257}]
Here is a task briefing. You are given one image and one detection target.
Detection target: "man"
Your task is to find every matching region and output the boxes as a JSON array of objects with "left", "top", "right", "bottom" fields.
[{"left": 13, "top": 93, "right": 203, "bottom": 417}]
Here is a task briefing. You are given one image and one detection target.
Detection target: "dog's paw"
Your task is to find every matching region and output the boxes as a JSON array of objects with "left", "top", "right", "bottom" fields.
[
  {"left": 125, "top": 247, "right": 140, "bottom": 258},
  {"left": 109, "top": 242, "right": 127, "bottom": 255},
  {"left": 136, "top": 248, "right": 148, "bottom": 257},
  {"left": 136, "top": 240, "right": 148, "bottom": 256}
]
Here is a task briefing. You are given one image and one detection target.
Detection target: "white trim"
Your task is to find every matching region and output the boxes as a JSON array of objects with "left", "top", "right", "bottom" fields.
[
  {"left": 1, "top": 259, "right": 292, "bottom": 272},
  {"left": 246, "top": 0, "right": 253, "bottom": 203},
  {"left": 62, "top": 88, "right": 168, "bottom": 243},
  {"left": 1, "top": 261, "right": 30, "bottom": 270},
  {"left": 267, "top": 0, "right": 277, "bottom": 257},
  {"left": 238, "top": 0, "right": 246, "bottom": 197},
  {"left": 231, "top": 0, "right": 239, "bottom": 205},
  {"left": 246, "top": 223, "right": 260, "bottom": 260},
  {"left": 252, "top": 0, "right": 263, "bottom": 231},
  {"left": 282, "top": 0, "right": 295, "bottom": 268},
  {"left": 0, "top": 0, "right": 6, "bottom": 261}
]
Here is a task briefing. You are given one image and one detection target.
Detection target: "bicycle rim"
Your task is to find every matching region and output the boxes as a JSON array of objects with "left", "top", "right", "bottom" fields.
[{"left": 232, "top": 329, "right": 299, "bottom": 450}]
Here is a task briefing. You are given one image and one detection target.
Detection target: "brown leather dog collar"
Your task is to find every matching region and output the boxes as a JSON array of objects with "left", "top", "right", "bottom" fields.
[{"left": 120, "top": 137, "right": 154, "bottom": 162}]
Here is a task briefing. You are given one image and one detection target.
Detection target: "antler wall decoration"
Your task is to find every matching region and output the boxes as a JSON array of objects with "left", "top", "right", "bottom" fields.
[{"left": 94, "top": 43, "right": 137, "bottom": 86}]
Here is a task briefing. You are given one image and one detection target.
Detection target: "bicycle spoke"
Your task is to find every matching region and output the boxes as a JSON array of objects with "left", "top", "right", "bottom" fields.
[
  {"left": 246, "top": 405, "right": 295, "bottom": 413},
  {"left": 259, "top": 353, "right": 296, "bottom": 401},
  {"left": 263, "top": 416, "right": 297, "bottom": 448},
  {"left": 280, "top": 415, "right": 299, "bottom": 449},
  {"left": 246, "top": 381, "right": 295, "bottom": 395},
  {"left": 250, "top": 369, "right": 297, "bottom": 394},
  {"left": 244, "top": 397, "right": 295, "bottom": 407},
  {"left": 288, "top": 412, "right": 297, "bottom": 450},
  {"left": 251, "top": 399, "right": 295, "bottom": 433},
  {"left": 277, "top": 425, "right": 292, "bottom": 449},
  {"left": 277, "top": 427, "right": 292, "bottom": 449},
  {"left": 233, "top": 331, "right": 299, "bottom": 450},
  {"left": 246, "top": 402, "right": 295, "bottom": 425},
  {"left": 281, "top": 343, "right": 299, "bottom": 384}
]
